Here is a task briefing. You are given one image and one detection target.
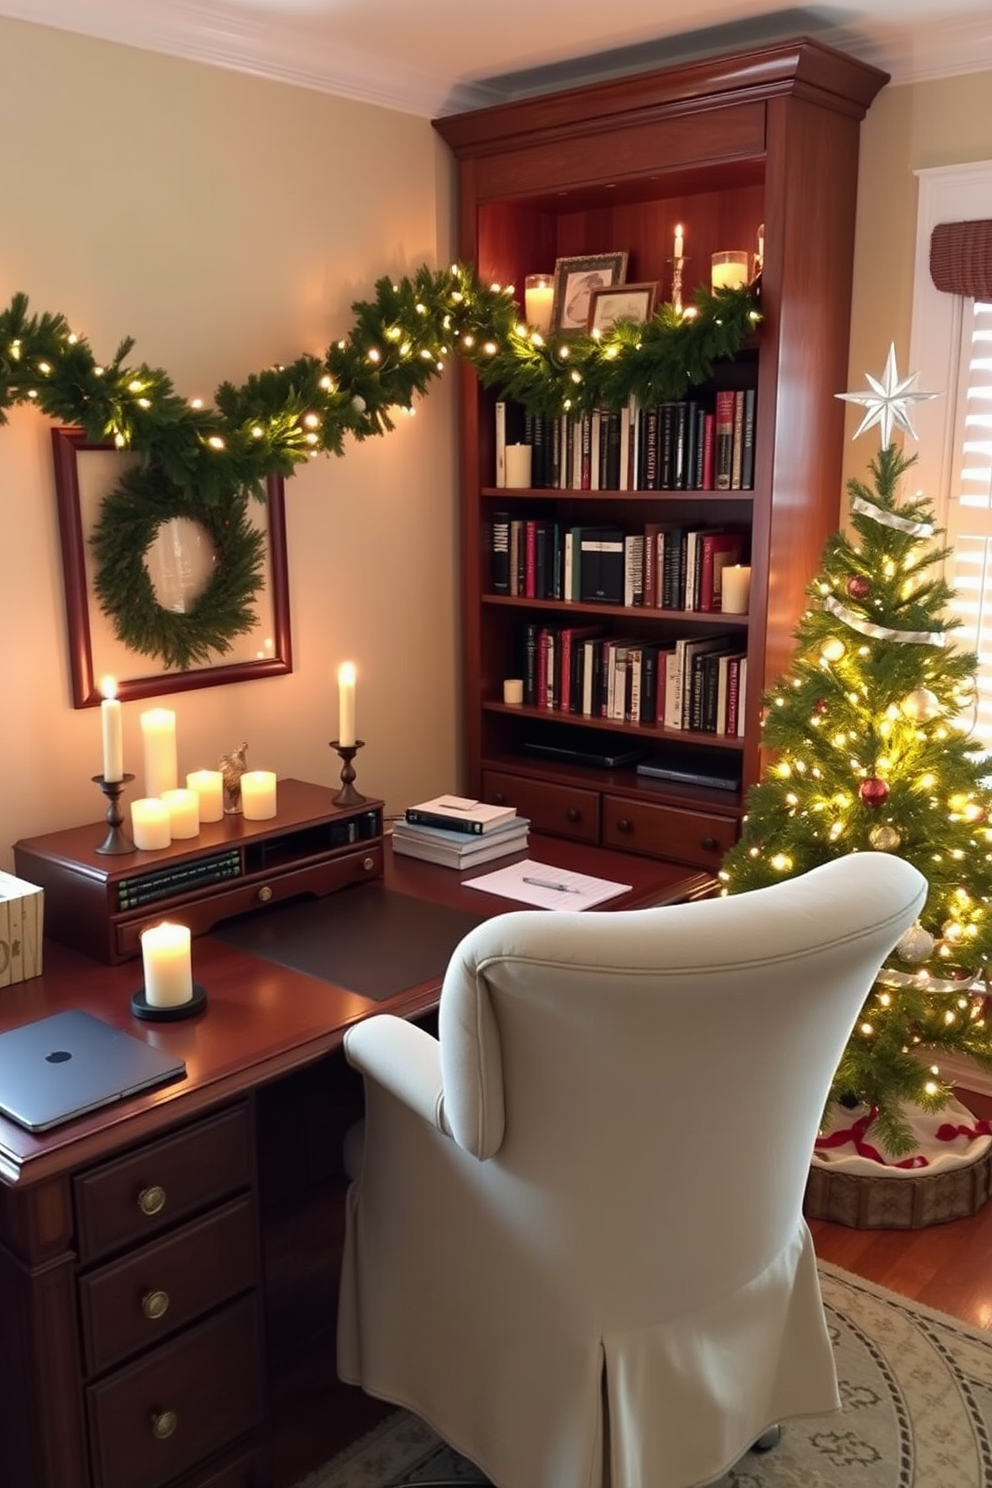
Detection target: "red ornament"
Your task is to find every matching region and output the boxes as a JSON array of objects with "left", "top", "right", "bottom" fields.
[
  {"left": 814, "top": 698, "right": 829, "bottom": 714},
  {"left": 847, "top": 575, "right": 871, "bottom": 600},
  {"left": 860, "top": 777, "right": 889, "bottom": 807}
]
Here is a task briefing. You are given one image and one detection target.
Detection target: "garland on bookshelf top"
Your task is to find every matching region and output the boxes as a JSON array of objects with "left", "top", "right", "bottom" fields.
[{"left": 0, "top": 268, "right": 758, "bottom": 665}]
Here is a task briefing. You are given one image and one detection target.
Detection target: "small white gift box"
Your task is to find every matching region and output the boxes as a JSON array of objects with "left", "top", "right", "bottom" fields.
[{"left": 0, "top": 870, "right": 44, "bottom": 986}]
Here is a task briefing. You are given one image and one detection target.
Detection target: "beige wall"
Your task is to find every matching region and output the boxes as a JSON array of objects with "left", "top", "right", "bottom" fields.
[
  {"left": 0, "top": 17, "right": 459, "bottom": 868},
  {"left": 2, "top": 16, "right": 990, "bottom": 876},
  {"left": 844, "top": 68, "right": 992, "bottom": 490}
]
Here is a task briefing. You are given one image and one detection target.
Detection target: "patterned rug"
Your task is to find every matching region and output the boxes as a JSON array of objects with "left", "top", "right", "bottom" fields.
[{"left": 298, "top": 1262, "right": 992, "bottom": 1487}]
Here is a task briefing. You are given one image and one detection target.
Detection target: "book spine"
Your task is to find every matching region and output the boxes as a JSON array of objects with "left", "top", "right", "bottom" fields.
[
  {"left": 740, "top": 387, "right": 757, "bottom": 489},
  {"left": 624, "top": 533, "right": 645, "bottom": 607},
  {"left": 714, "top": 390, "right": 735, "bottom": 490},
  {"left": 643, "top": 404, "right": 660, "bottom": 490},
  {"left": 524, "top": 519, "right": 538, "bottom": 598},
  {"left": 726, "top": 657, "right": 742, "bottom": 736},
  {"left": 491, "top": 512, "right": 510, "bottom": 594},
  {"left": 701, "top": 411, "right": 716, "bottom": 490},
  {"left": 495, "top": 400, "right": 507, "bottom": 488},
  {"left": 404, "top": 809, "right": 485, "bottom": 835},
  {"left": 659, "top": 401, "right": 676, "bottom": 489},
  {"left": 730, "top": 389, "right": 745, "bottom": 490},
  {"left": 523, "top": 622, "right": 540, "bottom": 707}
]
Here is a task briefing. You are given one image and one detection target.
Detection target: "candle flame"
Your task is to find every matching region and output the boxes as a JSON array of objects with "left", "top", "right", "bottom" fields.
[{"left": 100, "top": 675, "right": 118, "bottom": 701}]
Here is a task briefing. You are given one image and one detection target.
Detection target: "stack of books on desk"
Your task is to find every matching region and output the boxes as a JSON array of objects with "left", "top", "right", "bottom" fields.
[{"left": 392, "top": 795, "right": 529, "bottom": 869}]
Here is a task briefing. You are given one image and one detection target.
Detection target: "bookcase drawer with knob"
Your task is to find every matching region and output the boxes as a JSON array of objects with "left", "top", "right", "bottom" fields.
[
  {"left": 85, "top": 1295, "right": 263, "bottom": 1488},
  {"left": 483, "top": 771, "right": 599, "bottom": 843},
  {"left": 603, "top": 796, "right": 737, "bottom": 868},
  {"left": 73, "top": 1103, "right": 253, "bottom": 1262},
  {"left": 78, "top": 1194, "right": 257, "bottom": 1375}
]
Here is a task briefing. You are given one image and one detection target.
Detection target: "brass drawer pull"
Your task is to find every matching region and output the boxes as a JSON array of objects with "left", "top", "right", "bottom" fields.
[
  {"left": 137, "top": 1184, "right": 166, "bottom": 1217},
  {"left": 702, "top": 836, "right": 719, "bottom": 852},
  {"left": 566, "top": 808, "right": 581, "bottom": 823},
  {"left": 616, "top": 818, "right": 632, "bottom": 832},
  {"left": 142, "top": 1288, "right": 170, "bottom": 1321},
  {"left": 151, "top": 1409, "right": 178, "bottom": 1440},
  {"left": 258, "top": 884, "right": 273, "bottom": 903},
  {"left": 362, "top": 855, "right": 376, "bottom": 871}
]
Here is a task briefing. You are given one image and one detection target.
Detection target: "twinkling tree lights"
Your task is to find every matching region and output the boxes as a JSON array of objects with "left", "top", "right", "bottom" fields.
[{"left": 721, "top": 352, "right": 992, "bottom": 1158}]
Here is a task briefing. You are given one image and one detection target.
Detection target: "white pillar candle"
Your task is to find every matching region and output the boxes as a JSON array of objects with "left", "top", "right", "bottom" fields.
[
  {"left": 141, "top": 709, "right": 178, "bottom": 798},
  {"left": 186, "top": 769, "right": 225, "bottom": 823},
  {"left": 161, "top": 787, "right": 200, "bottom": 839},
  {"left": 524, "top": 274, "right": 554, "bottom": 333},
  {"left": 503, "top": 678, "right": 524, "bottom": 705},
  {"left": 140, "top": 921, "right": 193, "bottom": 1008},
  {"left": 131, "top": 797, "right": 172, "bottom": 850},
  {"left": 721, "top": 564, "right": 752, "bottom": 614},
  {"left": 711, "top": 250, "right": 749, "bottom": 290},
  {"left": 674, "top": 223, "right": 684, "bottom": 259},
  {"left": 99, "top": 676, "right": 124, "bottom": 783},
  {"left": 505, "top": 444, "right": 532, "bottom": 488},
  {"left": 338, "top": 662, "right": 357, "bottom": 747},
  {"left": 241, "top": 770, "right": 278, "bottom": 820}
]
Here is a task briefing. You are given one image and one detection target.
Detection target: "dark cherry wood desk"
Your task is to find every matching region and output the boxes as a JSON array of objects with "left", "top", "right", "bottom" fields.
[{"left": 0, "top": 833, "right": 713, "bottom": 1488}]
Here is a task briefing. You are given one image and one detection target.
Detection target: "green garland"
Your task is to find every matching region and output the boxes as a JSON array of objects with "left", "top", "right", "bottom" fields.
[{"left": 0, "top": 267, "right": 759, "bottom": 665}]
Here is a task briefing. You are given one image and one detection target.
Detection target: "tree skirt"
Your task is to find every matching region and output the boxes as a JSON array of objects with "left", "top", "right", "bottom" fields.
[{"left": 805, "top": 1095, "right": 992, "bottom": 1228}]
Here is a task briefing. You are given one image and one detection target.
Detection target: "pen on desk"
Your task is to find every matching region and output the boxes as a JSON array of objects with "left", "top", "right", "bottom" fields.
[{"left": 522, "top": 876, "right": 580, "bottom": 893}]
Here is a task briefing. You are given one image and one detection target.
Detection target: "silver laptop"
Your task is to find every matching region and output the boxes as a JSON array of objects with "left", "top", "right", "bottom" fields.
[{"left": 0, "top": 1009, "right": 186, "bottom": 1132}]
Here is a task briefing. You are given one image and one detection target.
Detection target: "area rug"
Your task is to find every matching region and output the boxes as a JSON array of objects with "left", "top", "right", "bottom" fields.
[{"left": 296, "top": 1262, "right": 992, "bottom": 1488}]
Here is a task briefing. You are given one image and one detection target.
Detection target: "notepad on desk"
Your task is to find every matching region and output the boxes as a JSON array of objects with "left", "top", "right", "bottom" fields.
[{"left": 463, "top": 859, "right": 631, "bottom": 911}]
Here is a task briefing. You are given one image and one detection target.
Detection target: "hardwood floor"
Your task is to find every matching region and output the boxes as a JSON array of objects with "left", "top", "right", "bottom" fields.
[{"left": 261, "top": 1076, "right": 992, "bottom": 1488}]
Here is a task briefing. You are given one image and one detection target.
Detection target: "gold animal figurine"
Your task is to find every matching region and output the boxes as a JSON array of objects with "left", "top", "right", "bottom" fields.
[{"left": 219, "top": 741, "right": 249, "bottom": 814}]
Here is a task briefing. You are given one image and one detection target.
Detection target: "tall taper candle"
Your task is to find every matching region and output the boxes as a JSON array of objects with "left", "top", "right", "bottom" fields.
[
  {"left": 99, "top": 676, "right": 124, "bottom": 782},
  {"left": 141, "top": 708, "right": 178, "bottom": 798},
  {"left": 338, "top": 662, "right": 357, "bottom": 747}
]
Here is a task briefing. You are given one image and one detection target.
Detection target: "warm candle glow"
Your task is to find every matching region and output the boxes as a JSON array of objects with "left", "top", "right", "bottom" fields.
[
  {"left": 721, "top": 565, "right": 752, "bottom": 614},
  {"left": 338, "top": 662, "right": 357, "bottom": 747},
  {"left": 140, "top": 709, "right": 177, "bottom": 797},
  {"left": 130, "top": 797, "right": 171, "bottom": 851},
  {"left": 241, "top": 770, "right": 278, "bottom": 820},
  {"left": 674, "top": 223, "right": 684, "bottom": 259},
  {"left": 140, "top": 921, "right": 193, "bottom": 1007},
  {"left": 161, "top": 787, "right": 200, "bottom": 839},
  {"left": 186, "top": 769, "right": 224, "bottom": 822},
  {"left": 99, "top": 675, "right": 124, "bottom": 783}
]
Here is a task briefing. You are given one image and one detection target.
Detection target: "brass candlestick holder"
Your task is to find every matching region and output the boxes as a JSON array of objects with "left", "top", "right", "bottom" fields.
[
  {"left": 92, "top": 773, "right": 136, "bottom": 855},
  {"left": 669, "top": 255, "right": 689, "bottom": 316},
  {"left": 330, "top": 740, "right": 367, "bottom": 806}
]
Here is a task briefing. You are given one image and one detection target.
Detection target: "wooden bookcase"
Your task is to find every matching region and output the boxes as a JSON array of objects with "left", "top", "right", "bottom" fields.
[{"left": 433, "top": 38, "right": 888, "bottom": 872}]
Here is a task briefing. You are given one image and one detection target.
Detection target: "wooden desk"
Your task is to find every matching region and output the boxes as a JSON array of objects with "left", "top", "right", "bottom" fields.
[{"left": 0, "top": 836, "right": 713, "bottom": 1488}]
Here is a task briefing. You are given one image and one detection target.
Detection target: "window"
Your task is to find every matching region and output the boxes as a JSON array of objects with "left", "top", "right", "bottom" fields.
[{"left": 909, "top": 162, "right": 992, "bottom": 745}]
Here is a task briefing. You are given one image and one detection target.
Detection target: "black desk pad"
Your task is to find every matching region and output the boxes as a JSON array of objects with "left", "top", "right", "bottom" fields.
[{"left": 210, "top": 886, "right": 485, "bottom": 1001}]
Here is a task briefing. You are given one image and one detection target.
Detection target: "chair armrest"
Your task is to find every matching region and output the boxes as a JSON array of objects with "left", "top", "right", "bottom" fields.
[{"left": 344, "top": 1014, "right": 446, "bottom": 1132}]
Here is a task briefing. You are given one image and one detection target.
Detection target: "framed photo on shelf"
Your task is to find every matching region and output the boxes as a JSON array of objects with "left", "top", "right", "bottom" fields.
[
  {"left": 587, "top": 281, "right": 658, "bottom": 333},
  {"left": 551, "top": 252, "right": 629, "bottom": 335}
]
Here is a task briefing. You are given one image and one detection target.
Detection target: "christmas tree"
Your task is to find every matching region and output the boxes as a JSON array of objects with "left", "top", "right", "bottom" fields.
[{"left": 721, "top": 348, "right": 992, "bottom": 1158}]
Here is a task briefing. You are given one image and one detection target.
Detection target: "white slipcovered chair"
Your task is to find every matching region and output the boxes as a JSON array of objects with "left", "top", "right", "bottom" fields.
[{"left": 337, "top": 853, "right": 925, "bottom": 1488}]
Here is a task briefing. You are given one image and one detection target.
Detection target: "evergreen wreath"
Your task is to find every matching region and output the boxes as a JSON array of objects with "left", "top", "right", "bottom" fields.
[
  {"left": 0, "top": 267, "right": 758, "bottom": 666},
  {"left": 90, "top": 463, "right": 266, "bottom": 671}
]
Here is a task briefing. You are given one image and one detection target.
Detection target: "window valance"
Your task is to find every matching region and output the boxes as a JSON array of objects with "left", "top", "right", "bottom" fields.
[{"left": 930, "top": 219, "right": 992, "bottom": 300}]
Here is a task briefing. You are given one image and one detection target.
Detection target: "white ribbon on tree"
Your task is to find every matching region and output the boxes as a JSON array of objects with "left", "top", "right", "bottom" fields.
[
  {"left": 851, "top": 494, "right": 935, "bottom": 538},
  {"left": 822, "top": 593, "right": 947, "bottom": 647}
]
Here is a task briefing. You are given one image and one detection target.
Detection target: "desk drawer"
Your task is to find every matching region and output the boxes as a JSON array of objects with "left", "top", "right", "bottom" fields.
[
  {"left": 114, "top": 845, "right": 384, "bottom": 958},
  {"left": 86, "top": 1296, "right": 262, "bottom": 1488},
  {"left": 483, "top": 771, "right": 599, "bottom": 842},
  {"left": 74, "top": 1105, "right": 253, "bottom": 1262},
  {"left": 602, "top": 796, "right": 736, "bottom": 867},
  {"left": 79, "top": 1195, "right": 257, "bottom": 1375}
]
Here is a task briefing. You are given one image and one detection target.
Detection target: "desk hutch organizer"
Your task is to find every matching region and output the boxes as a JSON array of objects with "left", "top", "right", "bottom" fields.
[{"left": 434, "top": 38, "right": 888, "bottom": 873}]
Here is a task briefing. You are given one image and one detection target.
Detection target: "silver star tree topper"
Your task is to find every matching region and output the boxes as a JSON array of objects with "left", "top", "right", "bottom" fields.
[{"left": 836, "top": 342, "right": 939, "bottom": 446}]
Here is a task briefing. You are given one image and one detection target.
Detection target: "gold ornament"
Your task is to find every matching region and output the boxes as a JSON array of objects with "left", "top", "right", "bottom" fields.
[
  {"left": 900, "top": 688, "right": 940, "bottom": 721},
  {"left": 868, "top": 823, "right": 902, "bottom": 851}
]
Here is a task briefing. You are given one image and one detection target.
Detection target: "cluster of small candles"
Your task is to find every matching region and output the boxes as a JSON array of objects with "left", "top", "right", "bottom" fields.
[{"left": 97, "top": 663, "right": 358, "bottom": 1008}]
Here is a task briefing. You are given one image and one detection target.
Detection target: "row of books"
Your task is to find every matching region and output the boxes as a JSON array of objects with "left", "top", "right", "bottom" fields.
[
  {"left": 518, "top": 623, "right": 748, "bottom": 734},
  {"left": 491, "top": 518, "right": 747, "bottom": 613},
  {"left": 393, "top": 794, "right": 529, "bottom": 869},
  {"left": 494, "top": 388, "right": 756, "bottom": 493}
]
